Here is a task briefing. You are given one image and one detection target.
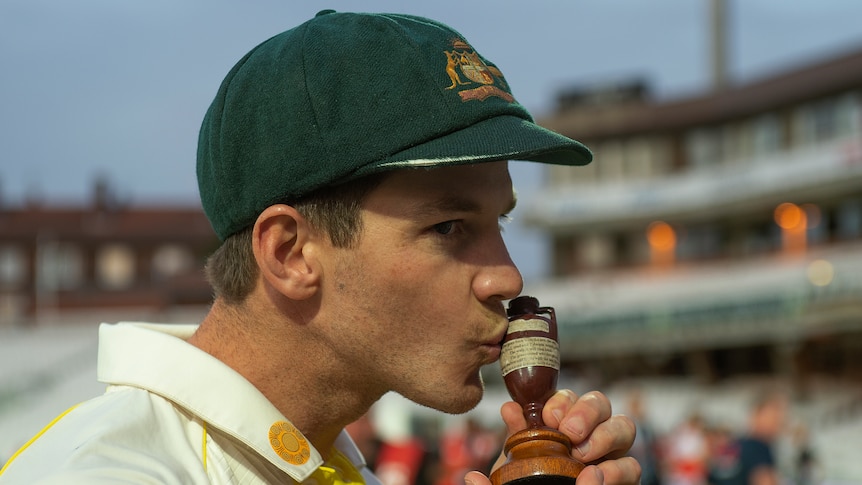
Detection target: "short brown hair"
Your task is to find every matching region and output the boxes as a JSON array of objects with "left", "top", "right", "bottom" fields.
[{"left": 205, "top": 173, "right": 387, "bottom": 303}]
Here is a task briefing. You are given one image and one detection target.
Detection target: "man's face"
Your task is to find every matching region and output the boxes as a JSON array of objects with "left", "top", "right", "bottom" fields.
[{"left": 318, "top": 161, "right": 523, "bottom": 414}]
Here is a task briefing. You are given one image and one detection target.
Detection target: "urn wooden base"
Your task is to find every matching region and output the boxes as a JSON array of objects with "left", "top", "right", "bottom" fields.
[{"left": 489, "top": 427, "right": 584, "bottom": 485}]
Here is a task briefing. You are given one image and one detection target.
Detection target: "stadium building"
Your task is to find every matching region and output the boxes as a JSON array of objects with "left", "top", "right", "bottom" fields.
[{"left": 525, "top": 46, "right": 862, "bottom": 390}]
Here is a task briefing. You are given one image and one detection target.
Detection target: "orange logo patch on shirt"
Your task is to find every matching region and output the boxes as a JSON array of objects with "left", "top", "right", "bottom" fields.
[{"left": 268, "top": 420, "right": 311, "bottom": 465}]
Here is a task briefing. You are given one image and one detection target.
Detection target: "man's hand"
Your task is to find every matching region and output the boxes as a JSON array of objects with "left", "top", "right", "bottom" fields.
[{"left": 464, "top": 390, "right": 640, "bottom": 485}]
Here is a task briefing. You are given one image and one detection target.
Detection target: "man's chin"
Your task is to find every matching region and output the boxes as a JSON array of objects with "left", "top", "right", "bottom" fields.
[
  {"left": 433, "top": 397, "right": 483, "bottom": 415},
  {"left": 433, "top": 379, "right": 486, "bottom": 415},
  {"left": 402, "top": 384, "right": 484, "bottom": 416}
]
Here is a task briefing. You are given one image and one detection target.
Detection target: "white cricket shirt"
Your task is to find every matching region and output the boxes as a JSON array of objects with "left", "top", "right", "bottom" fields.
[{"left": 0, "top": 323, "right": 381, "bottom": 485}]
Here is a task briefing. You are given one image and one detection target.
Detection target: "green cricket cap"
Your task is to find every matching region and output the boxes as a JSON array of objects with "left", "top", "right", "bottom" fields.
[{"left": 197, "top": 9, "right": 592, "bottom": 241}]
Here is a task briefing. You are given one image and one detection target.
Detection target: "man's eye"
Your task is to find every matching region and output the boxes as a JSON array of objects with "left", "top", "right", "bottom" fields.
[{"left": 433, "top": 221, "right": 455, "bottom": 235}]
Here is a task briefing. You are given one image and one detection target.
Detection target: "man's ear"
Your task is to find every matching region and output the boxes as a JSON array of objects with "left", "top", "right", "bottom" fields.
[{"left": 252, "top": 204, "right": 321, "bottom": 300}]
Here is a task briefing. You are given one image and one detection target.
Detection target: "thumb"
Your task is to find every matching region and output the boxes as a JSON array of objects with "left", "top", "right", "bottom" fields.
[
  {"left": 464, "top": 470, "right": 492, "bottom": 485},
  {"left": 500, "top": 401, "right": 527, "bottom": 435}
]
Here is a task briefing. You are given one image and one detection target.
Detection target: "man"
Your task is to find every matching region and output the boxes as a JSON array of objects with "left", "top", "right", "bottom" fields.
[
  {"left": 625, "top": 390, "right": 662, "bottom": 485},
  {"left": 709, "top": 391, "right": 788, "bottom": 485},
  {"left": 0, "top": 10, "right": 639, "bottom": 484}
]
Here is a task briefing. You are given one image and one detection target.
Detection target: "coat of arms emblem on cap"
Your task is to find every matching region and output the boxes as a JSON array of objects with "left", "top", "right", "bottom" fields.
[{"left": 444, "top": 39, "right": 514, "bottom": 103}]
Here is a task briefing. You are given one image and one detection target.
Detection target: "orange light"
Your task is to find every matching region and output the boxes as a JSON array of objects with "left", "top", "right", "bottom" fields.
[
  {"left": 647, "top": 221, "right": 676, "bottom": 251},
  {"left": 775, "top": 202, "right": 808, "bottom": 254},
  {"left": 774, "top": 203, "right": 805, "bottom": 230}
]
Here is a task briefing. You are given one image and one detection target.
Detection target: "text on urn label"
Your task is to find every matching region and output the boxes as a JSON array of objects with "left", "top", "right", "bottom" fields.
[{"left": 500, "top": 337, "right": 560, "bottom": 376}]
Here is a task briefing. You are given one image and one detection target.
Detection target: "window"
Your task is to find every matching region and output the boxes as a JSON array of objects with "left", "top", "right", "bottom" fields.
[
  {"left": 720, "top": 123, "right": 745, "bottom": 164},
  {"left": 152, "top": 244, "right": 193, "bottom": 280},
  {"left": 750, "top": 114, "right": 783, "bottom": 155},
  {"left": 624, "top": 137, "right": 654, "bottom": 178},
  {"left": 836, "top": 198, "right": 862, "bottom": 240},
  {"left": 677, "top": 225, "right": 723, "bottom": 260},
  {"left": 0, "top": 245, "right": 25, "bottom": 287},
  {"left": 684, "top": 127, "right": 722, "bottom": 168},
  {"left": 97, "top": 244, "right": 136, "bottom": 289},
  {"left": 835, "top": 93, "right": 861, "bottom": 137},
  {"left": 793, "top": 95, "right": 857, "bottom": 145},
  {"left": 36, "top": 241, "right": 84, "bottom": 290},
  {"left": 596, "top": 140, "right": 625, "bottom": 181},
  {"left": 579, "top": 233, "right": 615, "bottom": 269}
]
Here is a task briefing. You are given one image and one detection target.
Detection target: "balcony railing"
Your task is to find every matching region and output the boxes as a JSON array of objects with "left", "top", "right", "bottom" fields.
[
  {"left": 527, "top": 243, "right": 862, "bottom": 357},
  {"left": 525, "top": 135, "right": 862, "bottom": 230}
]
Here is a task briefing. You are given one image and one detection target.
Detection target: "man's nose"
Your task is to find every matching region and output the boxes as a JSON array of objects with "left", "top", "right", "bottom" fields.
[{"left": 473, "top": 238, "right": 524, "bottom": 302}]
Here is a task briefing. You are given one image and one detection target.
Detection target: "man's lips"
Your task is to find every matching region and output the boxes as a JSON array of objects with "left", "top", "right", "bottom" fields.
[
  {"left": 481, "top": 342, "right": 502, "bottom": 364},
  {"left": 480, "top": 328, "right": 508, "bottom": 362}
]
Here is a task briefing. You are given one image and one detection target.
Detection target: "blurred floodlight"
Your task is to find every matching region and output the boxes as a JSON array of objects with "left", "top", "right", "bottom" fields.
[
  {"left": 647, "top": 221, "right": 677, "bottom": 251},
  {"left": 774, "top": 202, "right": 805, "bottom": 230},
  {"left": 807, "top": 259, "right": 834, "bottom": 287}
]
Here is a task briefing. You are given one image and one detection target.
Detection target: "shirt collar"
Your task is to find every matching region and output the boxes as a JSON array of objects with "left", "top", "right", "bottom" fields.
[{"left": 97, "top": 322, "right": 367, "bottom": 482}]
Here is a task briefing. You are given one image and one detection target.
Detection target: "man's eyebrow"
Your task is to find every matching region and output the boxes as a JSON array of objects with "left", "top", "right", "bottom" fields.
[
  {"left": 410, "top": 196, "right": 480, "bottom": 217},
  {"left": 406, "top": 192, "right": 517, "bottom": 218}
]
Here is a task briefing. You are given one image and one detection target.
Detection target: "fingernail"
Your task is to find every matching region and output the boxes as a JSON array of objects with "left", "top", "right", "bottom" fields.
[
  {"left": 574, "top": 440, "right": 591, "bottom": 458},
  {"left": 593, "top": 466, "right": 604, "bottom": 483},
  {"left": 563, "top": 417, "right": 586, "bottom": 439},
  {"left": 465, "top": 478, "right": 475, "bottom": 485},
  {"left": 552, "top": 408, "right": 563, "bottom": 423}
]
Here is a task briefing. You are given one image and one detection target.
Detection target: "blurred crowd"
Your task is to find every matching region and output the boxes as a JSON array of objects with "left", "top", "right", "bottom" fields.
[
  {"left": 347, "top": 389, "right": 822, "bottom": 485},
  {"left": 620, "top": 389, "right": 816, "bottom": 485},
  {"left": 346, "top": 413, "right": 503, "bottom": 485}
]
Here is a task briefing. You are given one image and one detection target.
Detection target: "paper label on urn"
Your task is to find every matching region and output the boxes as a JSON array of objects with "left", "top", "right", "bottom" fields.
[
  {"left": 500, "top": 337, "right": 560, "bottom": 376},
  {"left": 506, "top": 318, "right": 550, "bottom": 334}
]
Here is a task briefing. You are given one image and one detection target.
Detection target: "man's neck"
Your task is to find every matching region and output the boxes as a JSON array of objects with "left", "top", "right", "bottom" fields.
[{"left": 188, "top": 299, "right": 382, "bottom": 456}]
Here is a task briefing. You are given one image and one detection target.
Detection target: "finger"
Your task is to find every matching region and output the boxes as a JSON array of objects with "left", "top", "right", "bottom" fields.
[
  {"left": 554, "top": 391, "right": 613, "bottom": 446},
  {"left": 573, "top": 414, "right": 637, "bottom": 463},
  {"left": 593, "top": 457, "right": 642, "bottom": 485},
  {"left": 499, "top": 401, "right": 527, "bottom": 434},
  {"left": 464, "top": 470, "right": 492, "bottom": 485},
  {"left": 487, "top": 452, "right": 507, "bottom": 476},
  {"left": 542, "top": 389, "right": 579, "bottom": 428},
  {"left": 574, "top": 465, "right": 605, "bottom": 485},
  {"left": 489, "top": 401, "right": 525, "bottom": 476}
]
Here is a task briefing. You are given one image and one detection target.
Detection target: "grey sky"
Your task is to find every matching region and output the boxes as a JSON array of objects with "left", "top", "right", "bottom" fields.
[{"left": 2, "top": 0, "right": 862, "bottom": 280}]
